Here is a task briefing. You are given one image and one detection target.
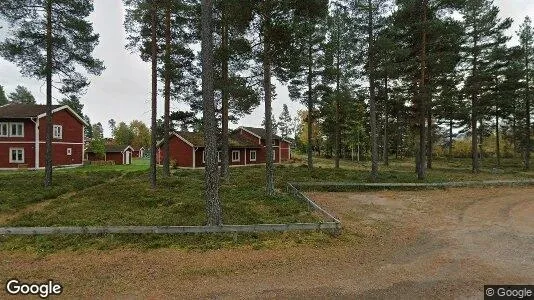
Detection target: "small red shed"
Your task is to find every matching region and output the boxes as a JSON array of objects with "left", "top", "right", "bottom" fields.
[{"left": 85, "top": 144, "right": 134, "bottom": 165}]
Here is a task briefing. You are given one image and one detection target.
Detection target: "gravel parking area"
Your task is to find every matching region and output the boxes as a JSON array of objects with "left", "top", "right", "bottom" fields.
[{"left": 1, "top": 186, "right": 533, "bottom": 299}]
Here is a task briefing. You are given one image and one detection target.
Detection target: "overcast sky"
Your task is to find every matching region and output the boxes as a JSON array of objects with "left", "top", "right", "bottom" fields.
[{"left": 0, "top": 0, "right": 532, "bottom": 137}]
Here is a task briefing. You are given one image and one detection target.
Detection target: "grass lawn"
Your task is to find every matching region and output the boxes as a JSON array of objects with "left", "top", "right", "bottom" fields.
[{"left": 0, "top": 155, "right": 532, "bottom": 252}]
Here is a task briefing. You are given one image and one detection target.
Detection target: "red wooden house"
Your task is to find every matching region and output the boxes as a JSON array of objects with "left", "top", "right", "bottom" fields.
[
  {"left": 132, "top": 147, "right": 145, "bottom": 158},
  {"left": 0, "top": 103, "right": 87, "bottom": 170},
  {"left": 85, "top": 144, "right": 134, "bottom": 165},
  {"left": 157, "top": 126, "right": 291, "bottom": 168}
]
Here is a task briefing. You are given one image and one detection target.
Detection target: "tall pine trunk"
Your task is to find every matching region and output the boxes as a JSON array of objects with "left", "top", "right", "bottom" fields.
[
  {"left": 334, "top": 20, "right": 341, "bottom": 169},
  {"left": 306, "top": 34, "right": 314, "bottom": 170},
  {"left": 163, "top": 4, "right": 171, "bottom": 177},
  {"left": 383, "top": 76, "right": 389, "bottom": 167},
  {"left": 426, "top": 108, "right": 432, "bottom": 169},
  {"left": 471, "top": 35, "right": 480, "bottom": 172},
  {"left": 149, "top": 0, "right": 158, "bottom": 188},
  {"left": 368, "top": 0, "right": 378, "bottom": 180},
  {"left": 496, "top": 111, "right": 501, "bottom": 168},
  {"left": 44, "top": 0, "right": 53, "bottom": 187},
  {"left": 201, "top": 0, "right": 222, "bottom": 225},
  {"left": 525, "top": 49, "right": 531, "bottom": 170},
  {"left": 449, "top": 118, "right": 453, "bottom": 158},
  {"left": 416, "top": 0, "right": 428, "bottom": 180},
  {"left": 263, "top": 1, "right": 275, "bottom": 196},
  {"left": 220, "top": 9, "right": 230, "bottom": 180}
]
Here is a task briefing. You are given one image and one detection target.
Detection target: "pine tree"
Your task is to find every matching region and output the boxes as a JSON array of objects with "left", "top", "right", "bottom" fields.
[
  {"left": 288, "top": 0, "right": 328, "bottom": 170},
  {"left": 108, "top": 119, "right": 117, "bottom": 135},
  {"left": 150, "top": 0, "right": 158, "bottom": 188},
  {"left": 367, "top": 0, "right": 380, "bottom": 180},
  {"left": 278, "top": 104, "right": 293, "bottom": 139},
  {"left": 461, "top": 0, "right": 512, "bottom": 172},
  {"left": 389, "top": 0, "right": 463, "bottom": 178},
  {"left": 351, "top": 0, "right": 390, "bottom": 179},
  {"left": 84, "top": 115, "right": 92, "bottom": 139},
  {"left": 518, "top": 17, "right": 533, "bottom": 170},
  {"left": 201, "top": 0, "right": 222, "bottom": 225},
  {"left": 124, "top": 0, "right": 198, "bottom": 179},
  {"left": 255, "top": 0, "right": 295, "bottom": 195},
  {"left": 8, "top": 85, "right": 36, "bottom": 104},
  {"left": 0, "top": 0, "right": 104, "bottom": 187},
  {"left": 92, "top": 122, "right": 104, "bottom": 139},
  {"left": 215, "top": 0, "right": 258, "bottom": 180},
  {"left": 58, "top": 95, "right": 84, "bottom": 116},
  {"left": 0, "top": 85, "right": 8, "bottom": 105},
  {"left": 323, "top": 0, "right": 359, "bottom": 168}
]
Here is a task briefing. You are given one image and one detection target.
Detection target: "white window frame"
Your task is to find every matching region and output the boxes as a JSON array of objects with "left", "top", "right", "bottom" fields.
[
  {"left": 272, "top": 149, "right": 276, "bottom": 160},
  {"left": 272, "top": 139, "right": 276, "bottom": 145},
  {"left": 231, "top": 150, "right": 240, "bottom": 162},
  {"left": 67, "top": 148, "right": 72, "bottom": 156},
  {"left": 9, "top": 148, "right": 25, "bottom": 163},
  {"left": 0, "top": 122, "right": 8, "bottom": 137},
  {"left": 202, "top": 150, "right": 205, "bottom": 163},
  {"left": 53, "top": 125, "right": 63, "bottom": 139},
  {"left": 250, "top": 150, "right": 257, "bottom": 162},
  {"left": 9, "top": 122, "right": 24, "bottom": 137}
]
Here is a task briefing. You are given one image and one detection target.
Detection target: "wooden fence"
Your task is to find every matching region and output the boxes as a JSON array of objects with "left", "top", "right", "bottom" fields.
[
  {"left": 290, "top": 179, "right": 534, "bottom": 192},
  {"left": 0, "top": 223, "right": 339, "bottom": 235},
  {"left": 287, "top": 183, "right": 341, "bottom": 223},
  {"left": 0, "top": 184, "right": 341, "bottom": 236}
]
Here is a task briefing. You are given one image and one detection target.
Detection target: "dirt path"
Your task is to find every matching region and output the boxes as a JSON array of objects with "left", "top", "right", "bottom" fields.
[
  {"left": 1, "top": 186, "right": 533, "bottom": 299},
  {"left": 0, "top": 173, "right": 127, "bottom": 225}
]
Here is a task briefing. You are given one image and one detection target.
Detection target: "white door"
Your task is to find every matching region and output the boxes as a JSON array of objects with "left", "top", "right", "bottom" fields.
[{"left": 125, "top": 151, "right": 131, "bottom": 165}]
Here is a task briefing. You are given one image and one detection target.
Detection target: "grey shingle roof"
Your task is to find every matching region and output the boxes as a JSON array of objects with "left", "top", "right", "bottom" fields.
[
  {"left": 0, "top": 103, "right": 62, "bottom": 118},
  {"left": 159, "top": 131, "right": 261, "bottom": 148},
  {"left": 241, "top": 126, "right": 283, "bottom": 140},
  {"left": 86, "top": 144, "right": 131, "bottom": 153}
]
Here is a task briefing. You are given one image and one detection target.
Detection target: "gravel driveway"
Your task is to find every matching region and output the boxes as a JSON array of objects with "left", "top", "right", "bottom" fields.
[{"left": 1, "top": 186, "right": 533, "bottom": 299}]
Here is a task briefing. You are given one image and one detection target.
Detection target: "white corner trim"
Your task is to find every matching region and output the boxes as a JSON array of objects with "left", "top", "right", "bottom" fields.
[
  {"left": 32, "top": 118, "right": 40, "bottom": 169},
  {"left": 37, "top": 105, "right": 88, "bottom": 126},
  {"left": 174, "top": 133, "right": 195, "bottom": 148},
  {"left": 239, "top": 127, "right": 262, "bottom": 140}
]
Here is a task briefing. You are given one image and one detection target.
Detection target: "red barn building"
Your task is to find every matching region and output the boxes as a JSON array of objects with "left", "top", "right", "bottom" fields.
[
  {"left": 157, "top": 126, "right": 291, "bottom": 168},
  {"left": 133, "top": 147, "right": 145, "bottom": 158},
  {"left": 0, "top": 103, "right": 87, "bottom": 170},
  {"left": 85, "top": 145, "right": 134, "bottom": 165}
]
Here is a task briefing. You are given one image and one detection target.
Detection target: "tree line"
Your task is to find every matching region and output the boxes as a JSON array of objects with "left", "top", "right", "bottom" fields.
[
  {"left": 1, "top": 0, "right": 532, "bottom": 226},
  {"left": 127, "top": 0, "right": 533, "bottom": 224}
]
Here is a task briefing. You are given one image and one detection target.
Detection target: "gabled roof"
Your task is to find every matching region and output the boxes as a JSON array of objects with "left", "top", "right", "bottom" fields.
[
  {"left": 158, "top": 131, "right": 261, "bottom": 148},
  {"left": 240, "top": 126, "right": 291, "bottom": 142},
  {"left": 87, "top": 144, "right": 133, "bottom": 153},
  {"left": 0, "top": 103, "right": 62, "bottom": 118},
  {"left": 0, "top": 103, "right": 88, "bottom": 126}
]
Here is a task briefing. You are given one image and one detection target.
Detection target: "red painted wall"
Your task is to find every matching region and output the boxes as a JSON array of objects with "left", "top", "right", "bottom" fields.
[
  {"left": 38, "top": 110, "right": 83, "bottom": 143},
  {"left": 280, "top": 140, "right": 291, "bottom": 161},
  {"left": 0, "top": 108, "right": 85, "bottom": 168},
  {"left": 0, "top": 119, "right": 36, "bottom": 143},
  {"left": 106, "top": 152, "right": 124, "bottom": 165},
  {"left": 0, "top": 143, "right": 36, "bottom": 168},
  {"left": 238, "top": 129, "right": 261, "bottom": 145},
  {"left": 39, "top": 143, "right": 83, "bottom": 167},
  {"left": 237, "top": 129, "right": 290, "bottom": 163},
  {"left": 154, "top": 129, "right": 288, "bottom": 169},
  {"left": 158, "top": 135, "right": 194, "bottom": 167},
  {"left": 37, "top": 109, "right": 84, "bottom": 167}
]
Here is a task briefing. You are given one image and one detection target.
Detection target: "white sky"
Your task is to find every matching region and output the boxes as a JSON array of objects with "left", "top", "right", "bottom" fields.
[{"left": 0, "top": 0, "right": 532, "bottom": 137}]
